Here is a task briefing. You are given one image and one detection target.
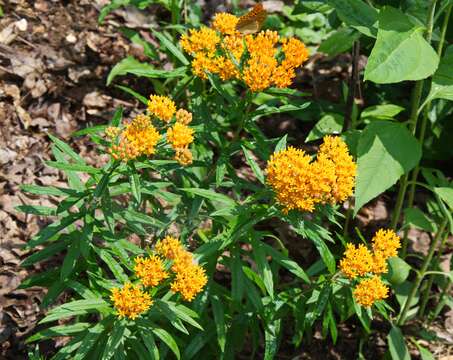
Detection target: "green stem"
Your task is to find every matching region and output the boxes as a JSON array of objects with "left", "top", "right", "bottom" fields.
[
  {"left": 417, "top": 231, "right": 449, "bottom": 317},
  {"left": 397, "top": 219, "right": 447, "bottom": 325},
  {"left": 390, "top": 0, "right": 438, "bottom": 231},
  {"left": 400, "top": 3, "right": 451, "bottom": 255},
  {"left": 429, "top": 281, "right": 452, "bottom": 324}
]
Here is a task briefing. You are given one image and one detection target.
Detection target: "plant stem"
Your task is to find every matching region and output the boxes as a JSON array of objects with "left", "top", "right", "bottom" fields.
[
  {"left": 397, "top": 218, "right": 447, "bottom": 325},
  {"left": 400, "top": 3, "right": 451, "bottom": 255},
  {"left": 417, "top": 231, "right": 449, "bottom": 317},
  {"left": 390, "top": 0, "right": 438, "bottom": 231},
  {"left": 429, "top": 281, "right": 452, "bottom": 324}
]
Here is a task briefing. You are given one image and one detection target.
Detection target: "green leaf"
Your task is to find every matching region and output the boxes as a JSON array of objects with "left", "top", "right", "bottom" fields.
[
  {"left": 60, "top": 240, "right": 80, "bottom": 280},
  {"left": 364, "top": 6, "right": 439, "bottom": 84},
  {"left": 435, "top": 186, "right": 453, "bottom": 210},
  {"left": 152, "top": 30, "right": 189, "bottom": 66},
  {"left": 141, "top": 332, "right": 159, "bottom": 360},
  {"left": 26, "top": 323, "right": 91, "bottom": 343},
  {"left": 274, "top": 135, "right": 287, "bottom": 153},
  {"left": 318, "top": 28, "right": 361, "bottom": 56},
  {"left": 115, "top": 85, "right": 148, "bottom": 105},
  {"left": 111, "top": 107, "right": 123, "bottom": 127},
  {"left": 45, "top": 161, "right": 100, "bottom": 174},
  {"left": 107, "top": 56, "right": 186, "bottom": 85},
  {"left": 242, "top": 146, "right": 265, "bottom": 184},
  {"left": 306, "top": 113, "right": 343, "bottom": 142},
  {"left": 415, "top": 342, "right": 435, "bottom": 360},
  {"left": 388, "top": 326, "right": 410, "bottom": 360},
  {"left": 426, "top": 45, "right": 453, "bottom": 102},
  {"left": 326, "top": 0, "right": 378, "bottom": 37},
  {"left": 26, "top": 212, "right": 85, "bottom": 248},
  {"left": 152, "top": 328, "right": 180, "bottom": 360},
  {"left": 355, "top": 121, "right": 422, "bottom": 213},
  {"left": 404, "top": 208, "right": 436, "bottom": 232},
  {"left": 385, "top": 257, "right": 411, "bottom": 285},
  {"left": 97, "top": 249, "right": 129, "bottom": 283},
  {"left": 181, "top": 188, "right": 236, "bottom": 206},
  {"left": 21, "top": 184, "right": 81, "bottom": 197},
  {"left": 130, "top": 172, "right": 141, "bottom": 204},
  {"left": 49, "top": 134, "right": 85, "bottom": 164},
  {"left": 253, "top": 240, "right": 274, "bottom": 298},
  {"left": 102, "top": 322, "right": 126, "bottom": 360},
  {"left": 39, "top": 299, "right": 109, "bottom": 323},
  {"left": 264, "top": 318, "right": 281, "bottom": 360},
  {"left": 211, "top": 295, "right": 226, "bottom": 352},
  {"left": 360, "top": 104, "right": 405, "bottom": 120},
  {"left": 72, "top": 322, "right": 106, "bottom": 360},
  {"left": 15, "top": 204, "right": 56, "bottom": 216},
  {"left": 98, "top": 0, "right": 129, "bottom": 23},
  {"left": 262, "top": 243, "right": 310, "bottom": 283}
]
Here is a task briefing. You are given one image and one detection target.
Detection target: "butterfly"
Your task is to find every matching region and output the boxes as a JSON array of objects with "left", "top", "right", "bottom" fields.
[{"left": 236, "top": 3, "right": 267, "bottom": 35}]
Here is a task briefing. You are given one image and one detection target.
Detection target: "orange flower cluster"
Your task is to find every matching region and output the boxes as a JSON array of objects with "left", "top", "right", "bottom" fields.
[
  {"left": 106, "top": 94, "right": 195, "bottom": 166},
  {"left": 110, "top": 283, "right": 153, "bottom": 319},
  {"left": 180, "top": 12, "right": 309, "bottom": 92},
  {"left": 339, "top": 229, "right": 401, "bottom": 307},
  {"left": 134, "top": 255, "right": 169, "bottom": 287},
  {"left": 266, "top": 136, "right": 356, "bottom": 213},
  {"left": 155, "top": 236, "right": 208, "bottom": 301}
]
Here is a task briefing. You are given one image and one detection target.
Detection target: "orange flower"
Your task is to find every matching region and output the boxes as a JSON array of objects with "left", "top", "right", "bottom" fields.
[
  {"left": 110, "top": 283, "right": 152, "bottom": 319},
  {"left": 353, "top": 276, "right": 389, "bottom": 307}
]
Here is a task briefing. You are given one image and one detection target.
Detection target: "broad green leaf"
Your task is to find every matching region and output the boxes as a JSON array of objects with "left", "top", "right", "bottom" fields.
[
  {"left": 152, "top": 328, "right": 180, "bottom": 360},
  {"left": 318, "top": 28, "right": 361, "bottom": 56},
  {"left": 404, "top": 208, "right": 436, "bottom": 232},
  {"left": 385, "top": 257, "right": 411, "bottom": 285},
  {"left": 355, "top": 121, "right": 422, "bottom": 213},
  {"left": 364, "top": 7, "right": 439, "bottom": 84},
  {"left": 306, "top": 113, "right": 343, "bottom": 142},
  {"left": 326, "top": 0, "right": 378, "bottom": 37},
  {"left": 39, "top": 299, "right": 109, "bottom": 323},
  {"left": 388, "top": 326, "right": 410, "bottom": 360},
  {"left": 435, "top": 186, "right": 453, "bottom": 210},
  {"left": 107, "top": 56, "right": 186, "bottom": 85},
  {"left": 360, "top": 104, "right": 405, "bottom": 119},
  {"left": 426, "top": 45, "right": 453, "bottom": 102}
]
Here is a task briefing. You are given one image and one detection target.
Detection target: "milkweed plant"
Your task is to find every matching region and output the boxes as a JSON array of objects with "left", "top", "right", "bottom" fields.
[{"left": 19, "top": 1, "right": 453, "bottom": 359}]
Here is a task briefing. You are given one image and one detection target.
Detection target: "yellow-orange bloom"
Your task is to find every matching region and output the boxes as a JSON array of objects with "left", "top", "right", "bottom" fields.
[
  {"left": 155, "top": 235, "right": 185, "bottom": 260},
  {"left": 175, "top": 148, "right": 193, "bottom": 166},
  {"left": 105, "top": 126, "right": 120, "bottom": 139},
  {"left": 110, "top": 283, "right": 152, "bottom": 319},
  {"left": 170, "top": 264, "right": 208, "bottom": 301},
  {"left": 148, "top": 95, "right": 176, "bottom": 122},
  {"left": 176, "top": 109, "right": 193, "bottom": 125},
  {"left": 353, "top": 276, "right": 389, "bottom": 307},
  {"left": 212, "top": 13, "right": 239, "bottom": 35},
  {"left": 339, "top": 243, "right": 374, "bottom": 279},
  {"left": 317, "top": 136, "right": 357, "bottom": 202},
  {"left": 111, "top": 114, "right": 160, "bottom": 161},
  {"left": 280, "top": 37, "right": 309, "bottom": 69},
  {"left": 166, "top": 122, "right": 194, "bottom": 149},
  {"left": 243, "top": 55, "right": 278, "bottom": 92},
  {"left": 266, "top": 146, "right": 318, "bottom": 213},
  {"left": 372, "top": 229, "right": 401, "bottom": 260},
  {"left": 134, "top": 256, "right": 169, "bottom": 287},
  {"left": 180, "top": 28, "right": 220, "bottom": 55}
]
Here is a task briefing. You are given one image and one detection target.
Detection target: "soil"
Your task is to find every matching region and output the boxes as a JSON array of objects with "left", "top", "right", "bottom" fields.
[{"left": 0, "top": 1, "right": 452, "bottom": 359}]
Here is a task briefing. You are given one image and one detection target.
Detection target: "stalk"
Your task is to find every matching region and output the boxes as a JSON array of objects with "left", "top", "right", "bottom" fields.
[
  {"left": 417, "top": 231, "right": 449, "bottom": 317},
  {"left": 429, "top": 281, "right": 452, "bottom": 324},
  {"left": 400, "top": 4, "right": 452, "bottom": 255},
  {"left": 397, "top": 219, "right": 447, "bottom": 325},
  {"left": 390, "top": 0, "right": 439, "bottom": 230}
]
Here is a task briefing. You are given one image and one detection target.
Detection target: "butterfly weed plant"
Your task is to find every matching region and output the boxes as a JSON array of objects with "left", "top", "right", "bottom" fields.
[{"left": 18, "top": 0, "right": 453, "bottom": 359}]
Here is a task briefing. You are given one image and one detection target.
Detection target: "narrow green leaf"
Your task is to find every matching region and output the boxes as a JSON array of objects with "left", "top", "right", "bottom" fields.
[
  {"left": 102, "top": 322, "right": 126, "bottom": 360},
  {"left": 181, "top": 188, "right": 236, "bottom": 206},
  {"left": 27, "top": 323, "right": 91, "bottom": 343},
  {"left": 242, "top": 146, "right": 265, "bottom": 184},
  {"left": 274, "top": 135, "right": 287, "bottom": 153},
  {"left": 107, "top": 56, "right": 186, "bottom": 85},
  {"left": 388, "top": 326, "right": 410, "bottom": 360},
  {"left": 306, "top": 113, "right": 343, "bottom": 142},
  {"left": 48, "top": 134, "right": 85, "bottom": 164},
  {"left": 45, "top": 161, "right": 100, "bottom": 174},
  {"left": 152, "top": 328, "right": 180, "bottom": 360},
  {"left": 211, "top": 295, "right": 226, "bottom": 352},
  {"left": 152, "top": 30, "right": 189, "bottom": 66},
  {"left": 22, "top": 241, "right": 66, "bottom": 267},
  {"left": 97, "top": 249, "right": 129, "bottom": 283},
  {"left": 39, "top": 299, "right": 109, "bottom": 323},
  {"left": 60, "top": 240, "right": 80, "bottom": 280},
  {"left": 115, "top": 85, "right": 148, "bottom": 105}
]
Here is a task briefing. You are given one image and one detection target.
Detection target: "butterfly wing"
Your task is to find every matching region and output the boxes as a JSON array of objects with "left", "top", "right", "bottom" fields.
[{"left": 236, "top": 3, "right": 267, "bottom": 34}]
